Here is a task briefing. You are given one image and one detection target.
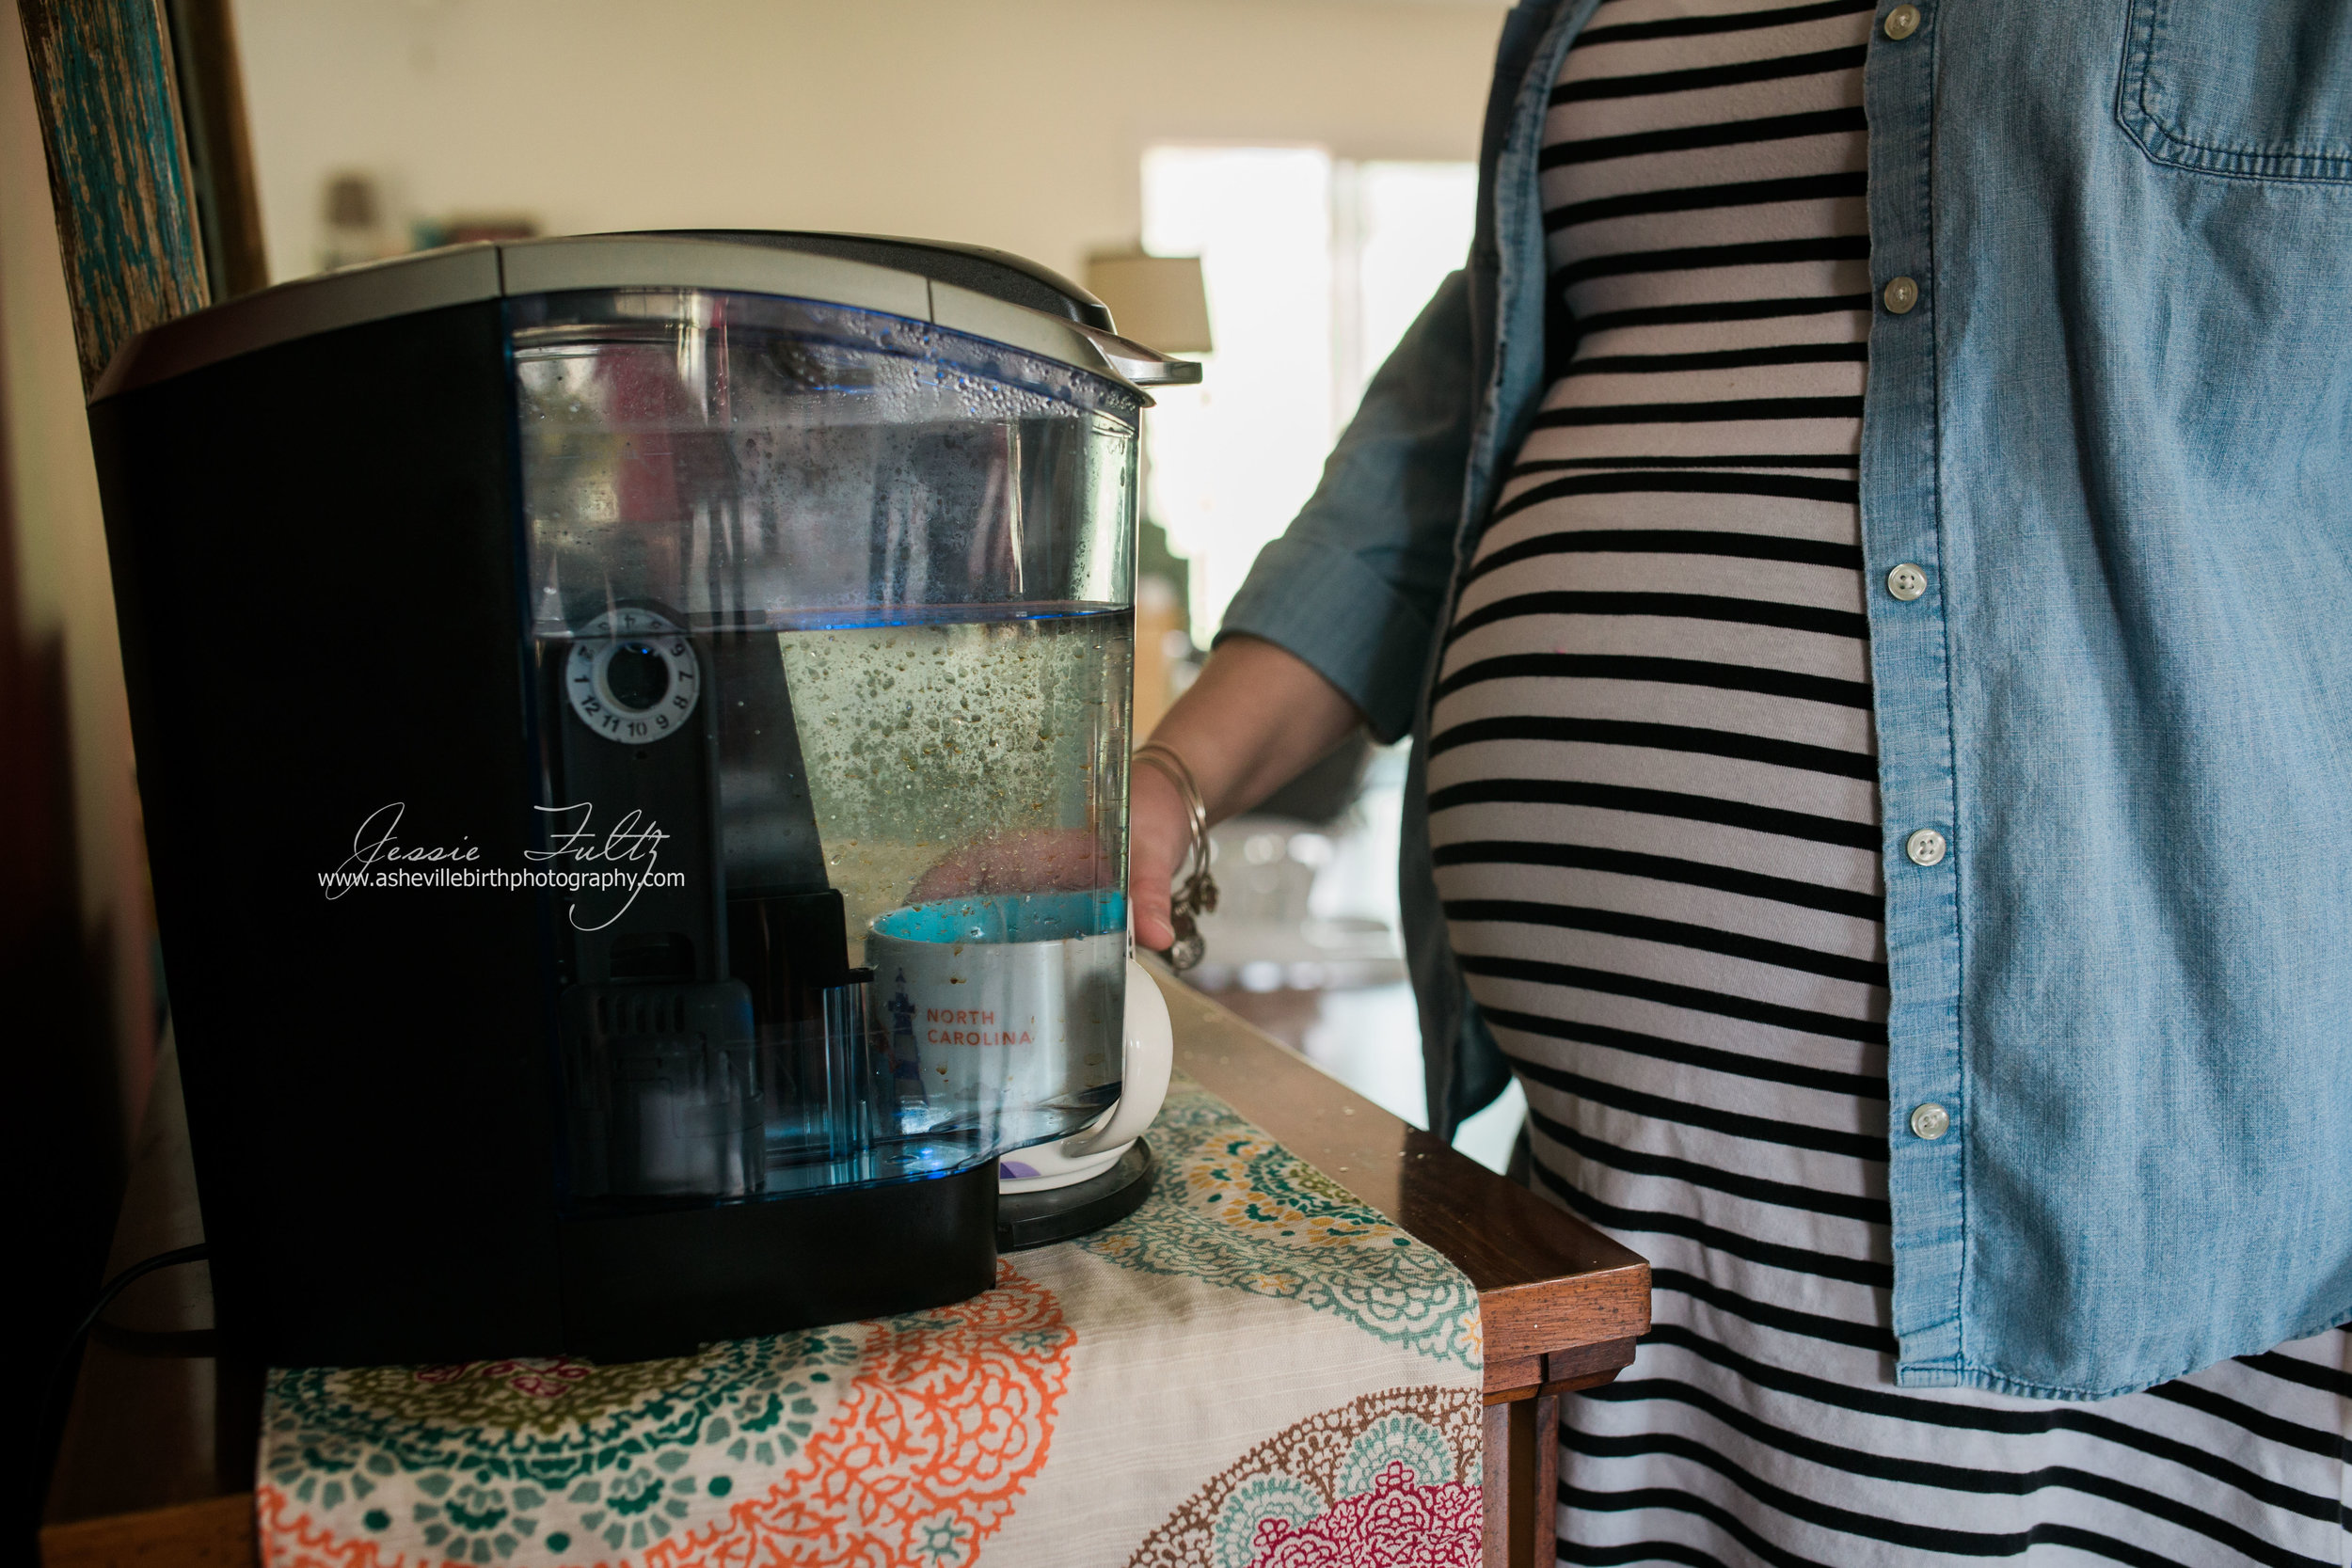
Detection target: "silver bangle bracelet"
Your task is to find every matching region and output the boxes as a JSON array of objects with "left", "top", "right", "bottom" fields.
[{"left": 1133, "top": 741, "right": 1218, "bottom": 971}]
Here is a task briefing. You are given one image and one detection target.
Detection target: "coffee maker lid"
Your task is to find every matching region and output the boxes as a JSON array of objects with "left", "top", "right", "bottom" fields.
[{"left": 88, "top": 230, "right": 1201, "bottom": 404}]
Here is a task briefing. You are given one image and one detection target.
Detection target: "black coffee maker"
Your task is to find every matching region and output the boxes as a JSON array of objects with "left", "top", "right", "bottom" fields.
[{"left": 88, "top": 233, "right": 1190, "bottom": 1365}]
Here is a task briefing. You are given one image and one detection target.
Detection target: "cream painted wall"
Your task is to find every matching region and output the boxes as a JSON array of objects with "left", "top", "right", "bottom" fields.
[{"left": 231, "top": 0, "right": 1507, "bottom": 285}]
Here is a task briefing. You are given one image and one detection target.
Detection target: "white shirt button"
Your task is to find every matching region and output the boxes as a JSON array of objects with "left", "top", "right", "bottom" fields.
[
  {"left": 1883, "top": 276, "right": 1920, "bottom": 314},
  {"left": 1910, "top": 1102, "right": 1951, "bottom": 1140},
  {"left": 1883, "top": 5, "right": 1922, "bottom": 40},
  {"left": 1904, "top": 828, "right": 1947, "bottom": 866},
  {"left": 1886, "top": 562, "right": 1928, "bottom": 601}
]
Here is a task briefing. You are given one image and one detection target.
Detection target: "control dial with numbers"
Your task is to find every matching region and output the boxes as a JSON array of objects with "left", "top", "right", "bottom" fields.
[{"left": 564, "top": 607, "right": 701, "bottom": 742}]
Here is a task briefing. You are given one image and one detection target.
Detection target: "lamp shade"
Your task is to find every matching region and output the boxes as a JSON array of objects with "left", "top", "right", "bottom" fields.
[{"left": 1084, "top": 252, "right": 1213, "bottom": 355}]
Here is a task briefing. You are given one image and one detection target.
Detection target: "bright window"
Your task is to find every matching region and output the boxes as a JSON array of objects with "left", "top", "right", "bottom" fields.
[{"left": 1140, "top": 147, "right": 1478, "bottom": 644}]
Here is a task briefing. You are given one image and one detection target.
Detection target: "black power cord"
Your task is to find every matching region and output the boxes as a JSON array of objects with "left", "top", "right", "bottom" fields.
[{"left": 31, "top": 1244, "right": 213, "bottom": 1524}]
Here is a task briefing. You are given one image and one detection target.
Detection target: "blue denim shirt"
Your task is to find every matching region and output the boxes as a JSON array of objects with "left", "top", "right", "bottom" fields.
[{"left": 1220, "top": 0, "right": 2352, "bottom": 1399}]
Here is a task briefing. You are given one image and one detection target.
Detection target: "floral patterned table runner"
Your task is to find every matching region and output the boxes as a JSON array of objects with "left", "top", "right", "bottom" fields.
[{"left": 256, "top": 1077, "right": 1486, "bottom": 1568}]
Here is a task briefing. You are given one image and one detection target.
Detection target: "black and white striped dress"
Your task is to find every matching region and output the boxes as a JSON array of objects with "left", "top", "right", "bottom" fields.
[{"left": 1427, "top": 0, "right": 2352, "bottom": 1561}]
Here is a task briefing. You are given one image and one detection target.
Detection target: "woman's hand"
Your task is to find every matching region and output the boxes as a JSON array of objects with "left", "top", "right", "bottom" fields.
[
  {"left": 1125, "top": 635, "right": 1368, "bottom": 956},
  {"left": 1128, "top": 761, "right": 1192, "bottom": 951},
  {"left": 909, "top": 828, "right": 1110, "bottom": 905}
]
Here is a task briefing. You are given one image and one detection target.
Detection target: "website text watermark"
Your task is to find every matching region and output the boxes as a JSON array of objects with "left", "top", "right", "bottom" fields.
[
  {"left": 322, "top": 801, "right": 676, "bottom": 928},
  {"left": 318, "top": 866, "right": 684, "bottom": 893}
]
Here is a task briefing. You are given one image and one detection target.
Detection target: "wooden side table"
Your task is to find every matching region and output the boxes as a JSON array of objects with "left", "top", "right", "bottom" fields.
[{"left": 41, "top": 978, "right": 1649, "bottom": 1568}]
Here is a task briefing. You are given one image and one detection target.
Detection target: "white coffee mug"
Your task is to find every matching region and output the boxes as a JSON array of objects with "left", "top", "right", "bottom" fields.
[
  {"left": 864, "top": 893, "right": 1169, "bottom": 1191},
  {"left": 994, "top": 960, "right": 1172, "bottom": 1193}
]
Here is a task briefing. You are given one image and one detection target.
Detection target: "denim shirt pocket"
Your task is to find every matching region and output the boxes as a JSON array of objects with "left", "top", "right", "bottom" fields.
[{"left": 2115, "top": 0, "right": 2352, "bottom": 182}]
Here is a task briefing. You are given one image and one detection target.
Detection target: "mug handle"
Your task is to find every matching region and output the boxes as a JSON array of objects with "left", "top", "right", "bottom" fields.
[{"left": 1062, "top": 958, "right": 1173, "bottom": 1157}]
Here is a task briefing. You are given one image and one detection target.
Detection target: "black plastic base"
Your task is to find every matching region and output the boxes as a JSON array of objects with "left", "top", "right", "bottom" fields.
[
  {"left": 995, "top": 1139, "right": 1155, "bottom": 1253},
  {"left": 556, "top": 1162, "right": 997, "bottom": 1363}
]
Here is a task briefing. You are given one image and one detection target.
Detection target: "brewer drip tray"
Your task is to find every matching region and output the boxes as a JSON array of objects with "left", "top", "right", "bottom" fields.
[{"left": 995, "top": 1140, "right": 1155, "bottom": 1252}]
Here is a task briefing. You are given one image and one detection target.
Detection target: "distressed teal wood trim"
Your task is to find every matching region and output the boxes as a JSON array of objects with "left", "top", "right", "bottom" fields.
[{"left": 16, "top": 0, "right": 209, "bottom": 393}]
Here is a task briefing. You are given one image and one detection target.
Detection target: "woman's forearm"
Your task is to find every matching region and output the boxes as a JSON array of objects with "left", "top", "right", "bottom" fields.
[{"left": 1149, "top": 634, "right": 1365, "bottom": 822}]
